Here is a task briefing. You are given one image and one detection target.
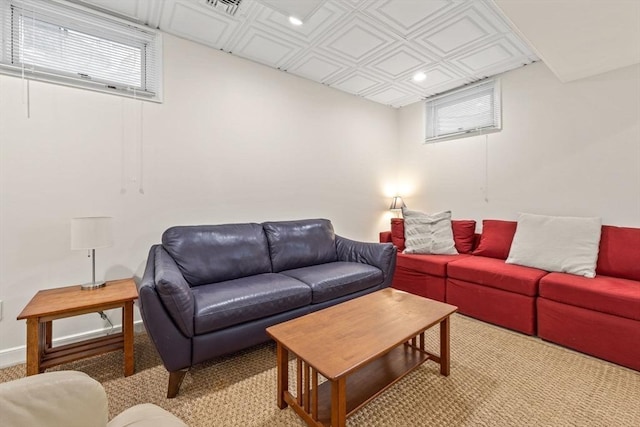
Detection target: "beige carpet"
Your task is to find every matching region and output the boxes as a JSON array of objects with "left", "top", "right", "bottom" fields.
[{"left": 1, "top": 314, "right": 639, "bottom": 426}]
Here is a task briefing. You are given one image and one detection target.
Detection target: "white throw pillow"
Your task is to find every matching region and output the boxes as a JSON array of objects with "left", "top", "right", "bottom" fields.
[
  {"left": 506, "top": 213, "right": 602, "bottom": 278},
  {"left": 402, "top": 208, "right": 458, "bottom": 255}
]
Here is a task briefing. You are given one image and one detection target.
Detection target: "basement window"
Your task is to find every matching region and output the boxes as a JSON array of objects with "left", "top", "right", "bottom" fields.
[
  {"left": 0, "top": 0, "right": 162, "bottom": 102},
  {"left": 424, "top": 79, "right": 501, "bottom": 143}
]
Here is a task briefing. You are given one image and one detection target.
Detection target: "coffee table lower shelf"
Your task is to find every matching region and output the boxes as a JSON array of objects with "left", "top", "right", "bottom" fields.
[{"left": 283, "top": 342, "right": 438, "bottom": 427}]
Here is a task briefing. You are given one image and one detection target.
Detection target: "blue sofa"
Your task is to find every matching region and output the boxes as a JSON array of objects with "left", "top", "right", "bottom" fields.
[{"left": 138, "top": 219, "right": 396, "bottom": 397}]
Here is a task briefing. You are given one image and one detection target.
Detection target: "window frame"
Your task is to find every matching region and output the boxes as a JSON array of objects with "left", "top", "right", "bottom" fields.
[
  {"left": 0, "top": 0, "right": 163, "bottom": 102},
  {"left": 424, "top": 78, "right": 501, "bottom": 144}
]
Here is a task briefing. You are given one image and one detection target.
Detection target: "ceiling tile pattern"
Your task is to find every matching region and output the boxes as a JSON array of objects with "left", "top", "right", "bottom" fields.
[{"left": 76, "top": 0, "right": 538, "bottom": 108}]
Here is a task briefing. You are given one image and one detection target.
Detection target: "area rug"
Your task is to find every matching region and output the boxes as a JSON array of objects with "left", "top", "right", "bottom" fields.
[{"left": 1, "top": 314, "right": 639, "bottom": 426}]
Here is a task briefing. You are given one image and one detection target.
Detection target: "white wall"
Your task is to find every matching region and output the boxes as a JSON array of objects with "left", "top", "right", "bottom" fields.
[
  {"left": 0, "top": 34, "right": 398, "bottom": 364},
  {"left": 397, "top": 61, "right": 640, "bottom": 228}
]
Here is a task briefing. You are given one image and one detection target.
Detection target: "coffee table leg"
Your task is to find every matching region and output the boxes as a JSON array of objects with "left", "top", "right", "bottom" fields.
[
  {"left": 331, "top": 377, "right": 346, "bottom": 427},
  {"left": 123, "top": 301, "right": 134, "bottom": 376},
  {"left": 276, "top": 343, "right": 289, "bottom": 409},
  {"left": 440, "top": 316, "right": 451, "bottom": 376}
]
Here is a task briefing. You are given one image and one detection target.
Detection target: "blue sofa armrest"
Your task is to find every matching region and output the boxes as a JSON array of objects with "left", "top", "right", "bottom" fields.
[
  {"left": 137, "top": 246, "right": 192, "bottom": 373},
  {"left": 335, "top": 235, "right": 397, "bottom": 286},
  {"left": 153, "top": 246, "right": 195, "bottom": 337}
]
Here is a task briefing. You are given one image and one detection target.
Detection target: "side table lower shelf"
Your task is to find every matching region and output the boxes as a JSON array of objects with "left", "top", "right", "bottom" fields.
[{"left": 32, "top": 320, "right": 129, "bottom": 372}]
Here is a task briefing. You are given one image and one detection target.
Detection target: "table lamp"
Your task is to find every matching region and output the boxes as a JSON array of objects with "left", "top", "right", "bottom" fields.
[
  {"left": 389, "top": 196, "right": 406, "bottom": 217},
  {"left": 71, "top": 217, "right": 113, "bottom": 290}
]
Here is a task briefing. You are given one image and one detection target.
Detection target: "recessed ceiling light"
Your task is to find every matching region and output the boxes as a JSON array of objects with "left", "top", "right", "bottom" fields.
[
  {"left": 412, "top": 72, "right": 427, "bottom": 82},
  {"left": 289, "top": 16, "right": 303, "bottom": 26}
]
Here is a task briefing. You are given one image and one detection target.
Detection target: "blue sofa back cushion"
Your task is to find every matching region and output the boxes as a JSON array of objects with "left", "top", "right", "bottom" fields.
[
  {"left": 162, "top": 223, "right": 272, "bottom": 286},
  {"left": 263, "top": 219, "right": 338, "bottom": 272}
]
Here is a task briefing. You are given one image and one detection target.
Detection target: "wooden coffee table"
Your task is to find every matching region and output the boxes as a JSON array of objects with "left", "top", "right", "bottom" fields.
[{"left": 266, "top": 288, "right": 457, "bottom": 427}]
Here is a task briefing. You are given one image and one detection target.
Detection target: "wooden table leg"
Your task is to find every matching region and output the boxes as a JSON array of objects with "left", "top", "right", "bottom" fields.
[
  {"left": 276, "top": 343, "right": 289, "bottom": 409},
  {"left": 26, "top": 318, "right": 41, "bottom": 376},
  {"left": 123, "top": 301, "right": 134, "bottom": 376},
  {"left": 331, "top": 377, "right": 346, "bottom": 427},
  {"left": 440, "top": 316, "right": 451, "bottom": 376},
  {"left": 44, "top": 321, "right": 52, "bottom": 350}
]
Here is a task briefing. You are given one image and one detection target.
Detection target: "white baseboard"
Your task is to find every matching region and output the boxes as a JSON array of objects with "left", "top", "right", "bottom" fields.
[{"left": 0, "top": 320, "right": 146, "bottom": 369}]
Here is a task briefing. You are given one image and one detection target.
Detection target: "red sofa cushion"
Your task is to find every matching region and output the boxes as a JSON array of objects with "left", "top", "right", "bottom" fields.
[
  {"left": 596, "top": 225, "right": 640, "bottom": 282},
  {"left": 447, "top": 278, "right": 536, "bottom": 335},
  {"left": 537, "top": 298, "right": 640, "bottom": 371},
  {"left": 396, "top": 253, "right": 471, "bottom": 277},
  {"left": 447, "top": 256, "right": 547, "bottom": 297},
  {"left": 390, "top": 218, "right": 405, "bottom": 252},
  {"left": 539, "top": 272, "right": 640, "bottom": 321},
  {"left": 472, "top": 219, "right": 517, "bottom": 260},
  {"left": 452, "top": 220, "right": 476, "bottom": 254},
  {"left": 390, "top": 218, "right": 477, "bottom": 254},
  {"left": 393, "top": 268, "right": 446, "bottom": 302}
]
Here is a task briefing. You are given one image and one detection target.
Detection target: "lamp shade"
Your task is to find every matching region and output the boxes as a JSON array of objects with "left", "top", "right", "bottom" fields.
[
  {"left": 389, "top": 196, "right": 406, "bottom": 210},
  {"left": 71, "top": 217, "right": 113, "bottom": 250}
]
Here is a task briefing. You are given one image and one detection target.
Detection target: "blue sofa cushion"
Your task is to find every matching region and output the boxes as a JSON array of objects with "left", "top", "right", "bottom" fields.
[
  {"left": 162, "top": 223, "right": 272, "bottom": 286},
  {"left": 263, "top": 219, "right": 338, "bottom": 272},
  {"left": 191, "top": 273, "right": 312, "bottom": 334},
  {"left": 282, "top": 262, "right": 383, "bottom": 303}
]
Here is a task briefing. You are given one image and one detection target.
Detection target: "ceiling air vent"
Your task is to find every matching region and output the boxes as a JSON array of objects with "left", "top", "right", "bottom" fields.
[{"left": 204, "top": 0, "right": 242, "bottom": 16}]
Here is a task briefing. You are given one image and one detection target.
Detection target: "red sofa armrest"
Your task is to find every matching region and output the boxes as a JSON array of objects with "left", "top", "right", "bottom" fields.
[{"left": 379, "top": 231, "right": 392, "bottom": 243}]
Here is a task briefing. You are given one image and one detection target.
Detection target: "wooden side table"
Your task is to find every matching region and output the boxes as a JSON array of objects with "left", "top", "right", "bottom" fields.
[{"left": 17, "top": 278, "right": 138, "bottom": 376}]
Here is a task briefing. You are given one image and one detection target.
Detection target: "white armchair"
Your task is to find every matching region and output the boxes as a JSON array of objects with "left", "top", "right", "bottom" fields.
[{"left": 0, "top": 371, "right": 187, "bottom": 427}]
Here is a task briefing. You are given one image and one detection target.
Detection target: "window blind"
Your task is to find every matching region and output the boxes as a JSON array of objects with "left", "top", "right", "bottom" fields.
[
  {"left": 0, "top": 0, "right": 162, "bottom": 101},
  {"left": 425, "top": 79, "right": 501, "bottom": 142}
]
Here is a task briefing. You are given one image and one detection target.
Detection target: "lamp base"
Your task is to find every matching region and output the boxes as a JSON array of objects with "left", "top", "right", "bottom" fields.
[{"left": 80, "top": 281, "right": 106, "bottom": 290}]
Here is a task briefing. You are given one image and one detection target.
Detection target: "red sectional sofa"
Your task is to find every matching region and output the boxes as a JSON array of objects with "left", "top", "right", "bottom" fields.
[{"left": 380, "top": 218, "right": 640, "bottom": 371}]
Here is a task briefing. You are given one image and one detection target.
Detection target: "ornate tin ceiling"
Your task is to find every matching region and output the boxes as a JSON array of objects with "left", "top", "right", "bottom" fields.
[{"left": 76, "top": 0, "right": 539, "bottom": 107}]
